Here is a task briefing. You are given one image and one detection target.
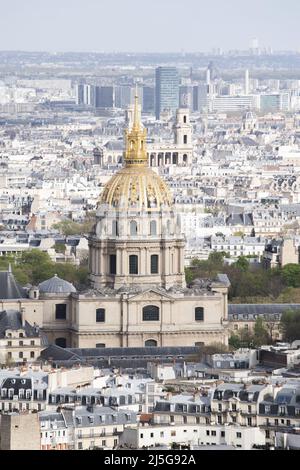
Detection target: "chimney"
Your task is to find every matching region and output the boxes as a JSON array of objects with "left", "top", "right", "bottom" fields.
[{"left": 20, "top": 307, "right": 26, "bottom": 327}]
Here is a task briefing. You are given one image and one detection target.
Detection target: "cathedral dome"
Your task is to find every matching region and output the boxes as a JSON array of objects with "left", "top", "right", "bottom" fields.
[
  {"left": 98, "top": 93, "right": 173, "bottom": 213},
  {"left": 99, "top": 165, "right": 173, "bottom": 212}
]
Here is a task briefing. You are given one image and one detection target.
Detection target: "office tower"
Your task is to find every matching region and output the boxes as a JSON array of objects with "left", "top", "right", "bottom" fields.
[
  {"left": 155, "top": 66, "right": 179, "bottom": 120},
  {"left": 115, "top": 85, "right": 132, "bottom": 109},
  {"left": 95, "top": 86, "right": 114, "bottom": 108},
  {"left": 260, "top": 93, "right": 290, "bottom": 112},
  {"left": 142, "top": 86, "right": 155, "bottom": 113},
  {"left": 245, "top": 69, "right": 250, "bottom": 95},
  {"left": 76, "top": 84, "right": 96, "bottom": 106},
  {"left": 193, "top": 84, "right": 208, "bottom": 112},
  {"left": 75, "top": 84, "right": 85, "bottom": 105}
]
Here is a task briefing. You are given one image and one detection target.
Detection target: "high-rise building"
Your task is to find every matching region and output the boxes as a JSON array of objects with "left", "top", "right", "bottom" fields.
[
  {"left": 193, "top": 84, "right": 208, "bottom": 112},
  {"left": 75, "top": 84, "right": 85, "bottom": 105},
  {"left": 155, "top": 67, "right": 179, "bottom": 119},
  {"left": 142, "top": 86, "right": 155, "bottom": 113},
  {"left": 95, "top": 86, "right": 114, "bottom": 108},
  {"left": 260, "top": 93, "right": 290, "bottom": 112},
  {"left": 76, "top": 84, "right": 95, "bottom": 106}
]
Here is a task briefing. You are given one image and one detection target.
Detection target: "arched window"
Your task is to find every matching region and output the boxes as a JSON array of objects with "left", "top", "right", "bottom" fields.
[
  {"left": 112, "top": 220, "right": 118, "bottom": 236},
  {"left": 151, "top": 254, "right": 159, "bottom": 274},
  {"left": 195, "top": 307, "right": 204, "bottom": 321},
  {"left": 130, "top": 220, "right": 138, "bottom": 236},
  {"left": 55, "top": 337, "right": 67, "bottom": 348},
  {"left": 183, "top": 135, "right": 187, "bottom": 144},
  {"left": 183, "top": 154, "right": 188, "bottom": 164},
  {"left": 183, "top": 115, "right": 187, "bottom": 124},
  {"left": 143, "top": 305, "right": 159, "bottom": 321},
  {"left": 150, "top": 220, "right": 157, "bottom": 236},
  {"left": 145, "top": 339, "right": 158, "bottom": 347},
  {"left": 129, "top": 255, "right": 138, "bottom": 275}
]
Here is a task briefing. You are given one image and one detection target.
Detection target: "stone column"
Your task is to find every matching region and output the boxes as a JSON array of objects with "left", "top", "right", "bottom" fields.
[{"left": 116, "top": 249, "right": 122, "bottom": 276}]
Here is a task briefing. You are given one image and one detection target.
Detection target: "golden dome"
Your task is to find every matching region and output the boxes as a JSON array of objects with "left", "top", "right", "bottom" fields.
[
  {"left": 100, "top": 165, "right": 173, "bottom": 212},
  {"left": 99, "top": 93, "right": 173, "bottom": 212}
]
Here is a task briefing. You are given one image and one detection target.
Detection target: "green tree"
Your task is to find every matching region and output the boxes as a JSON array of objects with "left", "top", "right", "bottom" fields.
[
  {"left": 229, "top": 334, "right": 242, "bottom": 350},
  {"left": 281, "top": 264, "right": 300, "bottom": 288},
  {"left": 280, "top": 309, "right": 300, "bottom": 342},
  {"left": 234, "top": 256, "right": 250, "bottom": 272},
  {"left": 239, "top": 328, "right": 254, "bottom": 348},
  {"left": 253, "top": 317, "right": 269, "bottom": 346},
  {"left": 54, "top": 243, "right": 66, "bottom": 254},
  {"left": 185, "top": 267, "right": 194, "bottom": 285}
]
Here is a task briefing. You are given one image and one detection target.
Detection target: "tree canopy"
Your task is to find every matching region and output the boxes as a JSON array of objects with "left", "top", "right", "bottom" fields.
[{"left": 0, "top": 250, "right": 89, "bottom": 288}]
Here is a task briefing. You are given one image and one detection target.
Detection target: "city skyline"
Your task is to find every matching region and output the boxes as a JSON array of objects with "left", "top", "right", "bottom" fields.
[{"left": 0, "top": 0, "right": 299, "bottom": 53}]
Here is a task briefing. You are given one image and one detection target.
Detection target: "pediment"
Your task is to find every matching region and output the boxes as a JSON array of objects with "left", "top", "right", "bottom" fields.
[{"left": 128, "top": 288, "right": 174, "bottom": 302}]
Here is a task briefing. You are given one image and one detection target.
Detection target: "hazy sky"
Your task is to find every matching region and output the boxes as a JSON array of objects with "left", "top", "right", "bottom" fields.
[{"left": 0, "top": 0, "right": 299, "bottom": 53}]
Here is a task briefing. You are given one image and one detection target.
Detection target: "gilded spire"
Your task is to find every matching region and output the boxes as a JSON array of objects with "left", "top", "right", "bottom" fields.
[
  {"left": 124, "top": 89, "right": 148, "bottom": 166},
  {"left": 132, "top": 85, "right": 140, "bottom": 132}
]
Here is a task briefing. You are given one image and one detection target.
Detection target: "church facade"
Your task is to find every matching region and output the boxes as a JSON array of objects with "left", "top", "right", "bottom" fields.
[{"left": 0, "top": 97, "right": 229, "bottom": 353}]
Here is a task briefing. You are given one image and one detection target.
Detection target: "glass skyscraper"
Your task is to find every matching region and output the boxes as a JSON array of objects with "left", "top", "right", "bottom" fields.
[{"left": 155, "top": 67, "right": 179, "bottom": 119}]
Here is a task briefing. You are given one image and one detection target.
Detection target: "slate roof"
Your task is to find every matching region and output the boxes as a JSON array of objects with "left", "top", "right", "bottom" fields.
[
  {"left": 226, "top": 213, "right": 254, "bottom": 226},
  {"left": 40, "top": 345, "right": 200, "bottom": 364},
  {"left": 0, "top": 310, "right": 41, "bottom": 338},
  {"left": 229, "top": 304, "right": 300, "bottom": 320},
  {"left": 38, "top": 275, "right": 76, "bottom": 294},
  {"left": 104, "top": 140, "right": 123, "bottom": 151},
  {"left": 0, "top": 270, "right": 27, "bottom": 299}
]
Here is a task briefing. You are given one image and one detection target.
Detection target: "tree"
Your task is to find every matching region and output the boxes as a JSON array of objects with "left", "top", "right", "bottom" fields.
[
  {"left": 239, "top": 328, "right": 254, "bottom": 348},
  {"left": 281, "top": 264, "right": 300, "bottom": 288},
  {"left": 280, "top": 309, "right": 300, "bottom": 342},
  {"left": 265, "top": 321, "right": 278, "bottom": 344},
  {"left": 229, "top": 334, "right": 242, "bottom": 350},
  {"left": 234, "top": 256, "right": 250, "bottom": 272},
  {"left": 253, "top": 317, "right": 269, "bottom": 346},
  {"left": 54, "top": 243, "right": 66, "bottom": 254},
  {"left": 2, "top": 249, "right": 89, "bottom": 289},
  {"left": 185, "top": 267, "right": 194, "bottom": 285}
]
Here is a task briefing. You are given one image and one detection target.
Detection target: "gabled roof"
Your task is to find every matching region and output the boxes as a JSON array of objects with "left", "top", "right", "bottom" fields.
[{"left": 0, "top": 310, "right": 40, "bottom": 339}]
